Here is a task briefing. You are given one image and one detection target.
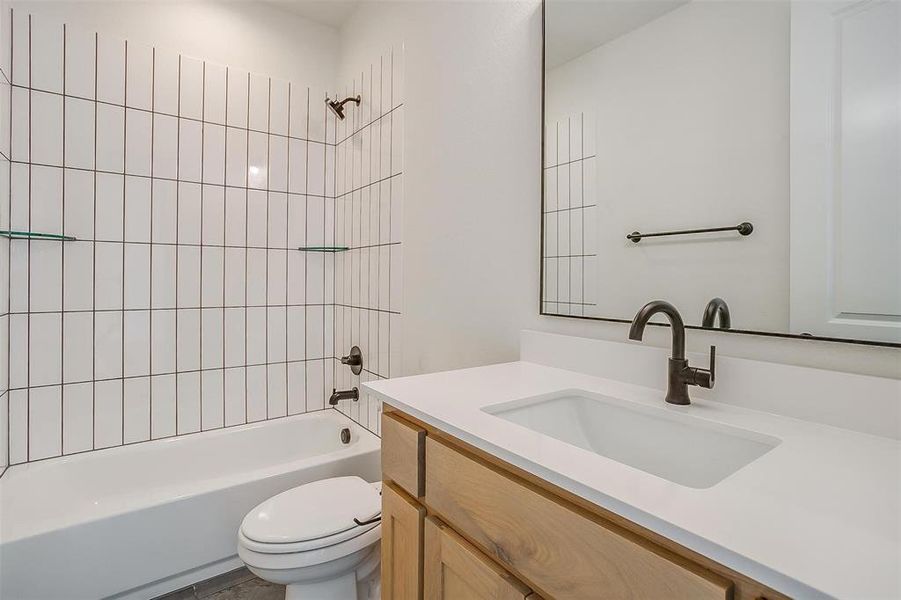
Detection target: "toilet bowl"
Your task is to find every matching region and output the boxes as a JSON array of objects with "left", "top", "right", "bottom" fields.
[{"left": 237, "top": 476, "right": 382, "bottom": 600}]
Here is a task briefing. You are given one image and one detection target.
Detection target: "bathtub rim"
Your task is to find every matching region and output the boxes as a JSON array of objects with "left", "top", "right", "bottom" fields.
[{"left": 0, "top": 409, "right": 381, "bottom": 545}]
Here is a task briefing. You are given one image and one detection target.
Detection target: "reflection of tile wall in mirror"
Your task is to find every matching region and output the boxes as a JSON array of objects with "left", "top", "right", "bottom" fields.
[{"left": 543, "top": 111, "right": 596, "bottom": 317}]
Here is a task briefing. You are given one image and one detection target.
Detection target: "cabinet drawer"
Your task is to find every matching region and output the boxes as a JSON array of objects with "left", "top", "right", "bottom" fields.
[
  {"left": 424, "top": 437, "right": 732, "bottom": 600},
  {"left": 382, "top": 411, "right": 426, "bottom": 498}
]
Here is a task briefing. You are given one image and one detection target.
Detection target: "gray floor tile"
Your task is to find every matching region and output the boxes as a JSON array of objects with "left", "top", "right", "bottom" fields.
[
  {"left": 155, "top": 586, "right": 199, "bottom": 600},
  {"left": 207, "top": 577, "right": 284, "bottom": 600},
  {"left": 153, "top": 571, "right": 284, "bottom": 600},
  {"left": 195, "top": 568, "right": 258, "bottom": 598}
]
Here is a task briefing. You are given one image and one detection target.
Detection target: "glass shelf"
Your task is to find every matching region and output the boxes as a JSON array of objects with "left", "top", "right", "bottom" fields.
[
  {"left": 297, "top": 246, "right": 349, "bottom": 253},
  {"left": 0, "top": 230, "right": 77, "bottom": 241}
]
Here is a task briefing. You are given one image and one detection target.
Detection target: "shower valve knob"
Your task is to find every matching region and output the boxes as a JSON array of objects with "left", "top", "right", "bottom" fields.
[{"left": 341, "top": 346, "right": 363, "bottom": 375}]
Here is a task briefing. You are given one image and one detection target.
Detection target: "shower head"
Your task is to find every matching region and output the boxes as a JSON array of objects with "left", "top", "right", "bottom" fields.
[{"left": 326, "top": 95, "right": 361, "bottom": 120}]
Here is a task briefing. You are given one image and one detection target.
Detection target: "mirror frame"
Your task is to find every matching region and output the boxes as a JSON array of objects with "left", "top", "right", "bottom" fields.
[{"left": 538, "top": 0, "right": 900, "bottom": 349}]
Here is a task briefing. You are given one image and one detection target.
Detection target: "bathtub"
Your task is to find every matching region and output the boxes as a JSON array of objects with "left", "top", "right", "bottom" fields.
[{"left": 0, "top": 410, "right": 381, "bottom": 600}]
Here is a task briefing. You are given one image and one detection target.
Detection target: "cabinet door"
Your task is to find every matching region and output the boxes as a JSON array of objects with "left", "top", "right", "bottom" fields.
[
  {"left": 382, "top": 482, "right": 425, "bottom": 599},
  {"left": 424, "top": 517, "right": 533, "bottom": 600}
]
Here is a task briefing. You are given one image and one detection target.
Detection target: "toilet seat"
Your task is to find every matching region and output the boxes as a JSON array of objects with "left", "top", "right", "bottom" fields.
[
  {"left": 239, "top": 477, "right": 381, "bottom": 555},
  {"left": 239, "top": 521, "right": 379, "bottom": 554},
  {"left": 238, "top": 524, "right": 381, "bottom": 570}
]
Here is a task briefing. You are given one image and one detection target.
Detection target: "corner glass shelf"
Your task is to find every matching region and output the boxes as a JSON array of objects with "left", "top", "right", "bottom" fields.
[
  {"left": 0, "top": 230, "right": 77, "bottom": 241},
  {"left": 297, "top": 246, "right": 349, "bottom": 253}
]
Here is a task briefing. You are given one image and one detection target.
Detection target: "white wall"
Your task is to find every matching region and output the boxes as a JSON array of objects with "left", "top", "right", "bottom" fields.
[
  {"left": 338, "top": 0, "right": 899, "bottom": 381},
  {"left": 546, "top": 1, "right": 790, "bottom": 332},
  {"left": 9, "top": 0, "right": 339, "bottom": 91},
  {"left": 339, "top": 0, "right": 545, "bottom": 377}
]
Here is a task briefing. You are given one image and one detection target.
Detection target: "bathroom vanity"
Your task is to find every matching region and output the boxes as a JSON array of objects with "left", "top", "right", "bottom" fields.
[
  {"left": 378, "top": 408, "right": 777, "bottom": 600},
  {"left": 364, "top": 332, "right": 901, "bottom": 600}
]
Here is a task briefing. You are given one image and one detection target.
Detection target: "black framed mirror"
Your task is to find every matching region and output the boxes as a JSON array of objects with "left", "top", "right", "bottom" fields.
[{"left": 540, "top": 0, "right": 901, "bottom": 348}]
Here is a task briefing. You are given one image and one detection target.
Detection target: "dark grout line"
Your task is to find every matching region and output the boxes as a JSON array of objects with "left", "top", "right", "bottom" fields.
[
  {"left": 545, "top": 253, "right": 596, "bottom": 259},
  {"left": 9, "top": 82, "right": 335, "bottom": 147},
  {"left": 334, "top": 101, "right": 403, "bottom": 146},
  {"left": 543, "top": 203, "right": 596, "bottom": 215},
  {"left": 543, "top": 154, "right": 597, "bottom": 169},
  {"left": 9, "top": 357, "right": 333, "bottom": 392},
  {"left": 6, "top": 159, "right": 333, "bottom": 198}
]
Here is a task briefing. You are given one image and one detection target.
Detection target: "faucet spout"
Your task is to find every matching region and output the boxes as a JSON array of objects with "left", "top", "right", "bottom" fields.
[
  {"left": 628, "top": 300, "right": 686, "bottom": 360},
  {"left": 329, "top": 387, "right": 359, "bottom": 406},
  {"left": 628, "top": 300, "right": 714, "bottom": 405}
]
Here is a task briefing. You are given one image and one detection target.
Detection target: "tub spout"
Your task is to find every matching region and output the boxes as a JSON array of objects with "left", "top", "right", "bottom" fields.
[{"left": 329, "top": 387, "right": 359, "bottom": 406}]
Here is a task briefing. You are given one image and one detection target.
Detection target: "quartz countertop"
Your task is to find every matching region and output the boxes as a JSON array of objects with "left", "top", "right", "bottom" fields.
[{"left": 363, "top": 361, "right": 901, "bottom": 600}]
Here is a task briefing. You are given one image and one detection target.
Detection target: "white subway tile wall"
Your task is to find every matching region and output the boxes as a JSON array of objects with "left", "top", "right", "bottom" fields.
[
  {"left": 332, "top": 50, "right": 405, "bottom": 435},
  {"left": 543, "top": 112, "right": 597, "bottom": 316},
  {"left": 0, "top": 11, "right": 405, "bottom": 466}
]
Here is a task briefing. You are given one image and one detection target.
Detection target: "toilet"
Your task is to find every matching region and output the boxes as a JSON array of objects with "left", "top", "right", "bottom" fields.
[{"left": 237, "top": 476, "right": 382, "bottom": 600}]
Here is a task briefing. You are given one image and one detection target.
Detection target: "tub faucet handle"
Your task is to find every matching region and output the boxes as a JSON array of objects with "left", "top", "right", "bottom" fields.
[{"left": 340, "top": 346, "right": 363, "bottom": 375}]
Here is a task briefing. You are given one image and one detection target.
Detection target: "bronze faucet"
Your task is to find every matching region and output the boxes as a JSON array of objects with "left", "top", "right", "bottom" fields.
[
  {"left": 629, "top": 300, "right": 715, "bottom": 405},
  {"left": 329, "top": 387, "right": 359, "bottom": 406}
]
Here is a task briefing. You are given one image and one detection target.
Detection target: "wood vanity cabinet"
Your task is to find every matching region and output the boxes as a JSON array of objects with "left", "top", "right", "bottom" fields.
[{"left": 380, "top": 408, "right": 789, "bottom": 600}]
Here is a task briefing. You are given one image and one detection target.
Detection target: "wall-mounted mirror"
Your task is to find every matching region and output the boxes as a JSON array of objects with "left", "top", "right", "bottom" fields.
[{"left": 541, "top": 0, "right": 900, "bottom": 347}]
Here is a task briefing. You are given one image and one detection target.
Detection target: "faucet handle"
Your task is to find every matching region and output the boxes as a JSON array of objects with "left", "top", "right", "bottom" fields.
[
  {"left": 686, "top": 345, "right": 716, "bottom": 389},
  {"left": 340, "top": 346, "right": 363, "bottom": 375}
]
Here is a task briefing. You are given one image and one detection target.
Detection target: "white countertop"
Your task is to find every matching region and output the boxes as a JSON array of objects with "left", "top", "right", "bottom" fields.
[{"left": 363, "top": 361, "right": 901, "bottom": 600}]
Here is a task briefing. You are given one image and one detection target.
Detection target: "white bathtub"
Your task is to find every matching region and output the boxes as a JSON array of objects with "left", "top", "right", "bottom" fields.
[{"left": 0, "top": 410, "right": 381, "bottom": 600}]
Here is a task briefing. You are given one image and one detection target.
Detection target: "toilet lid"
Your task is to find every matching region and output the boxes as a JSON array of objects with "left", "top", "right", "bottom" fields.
[{"left": 241, "top": 476, "right": 381, "bottom": 546}]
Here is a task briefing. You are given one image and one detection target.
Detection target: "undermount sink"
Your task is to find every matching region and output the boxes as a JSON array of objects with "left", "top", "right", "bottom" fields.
[{"left": 483, "top": 390, "right": 780, "bottom": 488}]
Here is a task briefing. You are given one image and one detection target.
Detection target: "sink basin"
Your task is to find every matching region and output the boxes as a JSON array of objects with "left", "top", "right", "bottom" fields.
[{"left": 483, "top": 390, "right": 780, "bottom": 488}]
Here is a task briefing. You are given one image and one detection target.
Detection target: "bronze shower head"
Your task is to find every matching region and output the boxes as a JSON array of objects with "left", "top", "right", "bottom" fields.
[{"left": 326, "top": 95, "right": 361, "bottom": 120}]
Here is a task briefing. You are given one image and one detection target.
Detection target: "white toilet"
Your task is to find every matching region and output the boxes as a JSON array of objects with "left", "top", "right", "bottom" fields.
[{"left": 237, "top": 476, "right": 382, "bottom": 600}]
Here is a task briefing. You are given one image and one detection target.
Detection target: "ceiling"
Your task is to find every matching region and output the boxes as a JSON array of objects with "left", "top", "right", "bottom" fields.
[
  {"left": 264, "top": 0, "right": 362, "bottom": 29},
  {"left": 545, "top": 0, "right": 688, "bottom": 69}
]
